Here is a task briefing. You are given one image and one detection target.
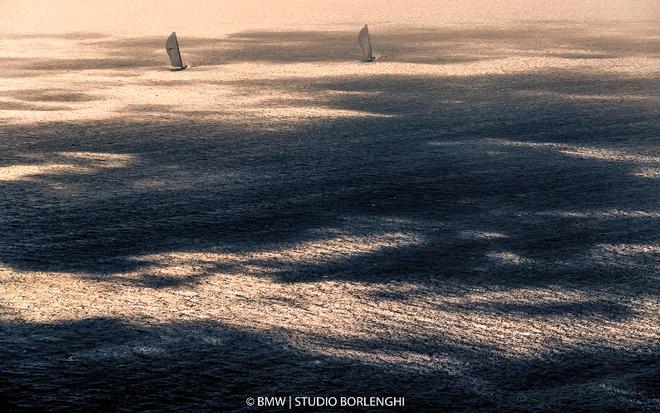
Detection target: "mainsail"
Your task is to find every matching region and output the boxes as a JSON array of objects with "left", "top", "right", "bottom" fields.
[
  {"left": 165, "top": 32, "right": 186, "bottom": 69},
  {"left": 358, "top": 25, "right": 374, "bottom": 62}
]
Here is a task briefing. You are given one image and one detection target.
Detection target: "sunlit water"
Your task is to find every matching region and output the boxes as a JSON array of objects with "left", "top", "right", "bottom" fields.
[{"left": 1, "top": 0, "right": 658, "bottom": 37}]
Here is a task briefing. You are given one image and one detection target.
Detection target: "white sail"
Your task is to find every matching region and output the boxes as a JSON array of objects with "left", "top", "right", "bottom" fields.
[
  {"left": 165, "top": 32, "right": 186, "bottom": 69},
  {"left": 358, "top": 25, "right": 374, "bottom": 61}
]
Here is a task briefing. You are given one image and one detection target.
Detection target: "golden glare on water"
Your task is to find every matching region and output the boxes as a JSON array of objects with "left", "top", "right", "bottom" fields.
[{"left": 1, "top": 0, "right": 659, "bottom": 36}]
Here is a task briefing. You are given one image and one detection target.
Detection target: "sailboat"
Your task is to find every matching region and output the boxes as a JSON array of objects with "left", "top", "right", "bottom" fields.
[
  {"left": 358, "top": 25, "right": 375, "bottom": 62},
  {"left": 166, "top": 32, "right": 187, "bottom": 70}
]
